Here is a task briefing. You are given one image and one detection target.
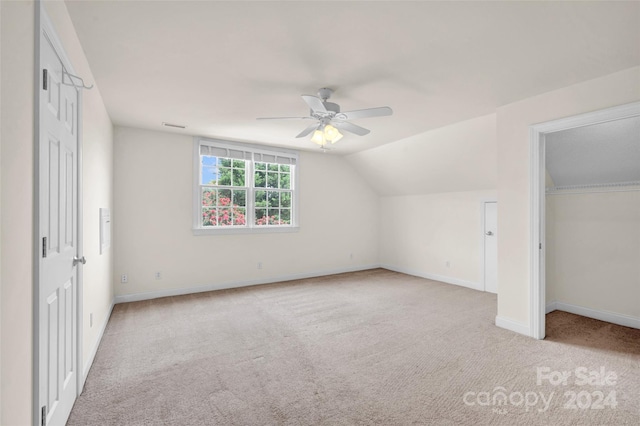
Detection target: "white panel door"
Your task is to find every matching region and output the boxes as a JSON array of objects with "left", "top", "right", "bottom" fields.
[
  {"left": 39, "top": 30, "right": 79, "bottom": 426},
  {"left": 484, "top": 202, "right": 498, "bottom": 293}
]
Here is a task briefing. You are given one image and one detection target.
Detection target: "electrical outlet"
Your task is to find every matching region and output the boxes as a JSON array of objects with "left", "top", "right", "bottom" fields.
[
  {"left": 155, "top": 271, "right": 162, "bottom": 280},
  {"left": 90, "top": 313, "right": 93, "bottom": 328},
  {"left": 121, "top": 274, "right": 128, "bottom": 283},
  {"left": 257, "top": 262, "right": 263, "bottom": 270}
]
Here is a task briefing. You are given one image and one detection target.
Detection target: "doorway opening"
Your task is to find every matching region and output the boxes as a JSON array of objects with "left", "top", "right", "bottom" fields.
[{"left": 529, "top": 101, "right": 640, "bottom": 340}]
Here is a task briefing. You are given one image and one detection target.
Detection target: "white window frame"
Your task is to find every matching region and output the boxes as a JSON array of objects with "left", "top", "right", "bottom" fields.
[{"left": 193, "top": 137, "right": 299, "bottom": 235}]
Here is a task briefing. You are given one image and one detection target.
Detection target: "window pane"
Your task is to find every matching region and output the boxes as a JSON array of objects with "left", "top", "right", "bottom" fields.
[
  {"left": 232, "top": 190, "right": 246, "bottom": 207},
  {"left": 218, "top": 208, "right": 232, "bottom": 226},
  {"left": 233, "top": 159, "right": 245, "bottom": 169},
  {"left": 281, "top": 208, "right": 291, "bottom": 223},
  {"left": 268, "top": 209, "right": 280, "bottom": 224},
  {"left": 255, "top": 190, "right": 267, "bottom": 207},
  {"left": 255, "top": 171, "right": 266, "bottom": 188},
  {"left": 255, "top": 208, "right": 267, "bottom": 226},
  {"left": 202, "top": 188, "right": 217, "bottom": 206},
  {"left": 218, "top": 167, "right": 232, "bottom": 185},
  {"left": 268, "top": 164, "right": 279, "bottom": 172},
  {"left": 281, "top": 192, "right": 291, "bottom": 208},
  {"left": 280, "top": 173, "right": 290, "bottom": 189},
  {"left": 268, "top": 191, "right": 279, "bottom": 207},
  {"left": 202, "top": 208, "right": 217, "bottom": 227},
  {"left": 267, "top": 172, "right": 278, "bottom": 188},
  {"left": 232, "top": 168, "right": 245, "bottom": 186},
  {"left": 218, "top": 189, "right": 232, "bottom": 206},
  {"left": 255, "top": 162, "right": 266, "bottom": 171},
  {"left": 279, "top": 164, "right": 290, "bottom": 173},
  {"left": 201, "top": 166, "right": 218, "bottom": 185},
  {"left": 220, "top": 158, "right": 232, "bottom": 167},
  {"left": 233, "top": 207, "right": 246, "bottom": 225}
]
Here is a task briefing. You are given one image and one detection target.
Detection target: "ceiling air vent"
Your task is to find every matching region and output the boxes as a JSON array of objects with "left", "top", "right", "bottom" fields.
[{"left": 162, "top": 122, "right": 186, "bottom": 129}]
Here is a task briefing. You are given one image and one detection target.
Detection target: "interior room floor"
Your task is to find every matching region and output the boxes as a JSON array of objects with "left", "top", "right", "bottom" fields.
[{"left": 68, "top": 269, "right": 640, "bottom": 425}]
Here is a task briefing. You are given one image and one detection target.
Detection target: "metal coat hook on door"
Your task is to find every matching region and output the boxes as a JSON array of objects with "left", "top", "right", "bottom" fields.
[{"left": 62, "top": 68, "right": 94, "bottom": 90}]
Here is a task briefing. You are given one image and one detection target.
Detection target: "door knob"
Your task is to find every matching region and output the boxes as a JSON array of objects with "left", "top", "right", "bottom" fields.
[
  {"left": 73, "top": 256, "right": 86, "bottom": 266},
  {"left": 485, "top": 231, "right": 494, "bottom": 236}
]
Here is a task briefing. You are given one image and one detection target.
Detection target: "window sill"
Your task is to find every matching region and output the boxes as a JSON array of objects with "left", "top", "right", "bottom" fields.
[{"left": 192, "top": 226, "right": 300, "bottom": 236}]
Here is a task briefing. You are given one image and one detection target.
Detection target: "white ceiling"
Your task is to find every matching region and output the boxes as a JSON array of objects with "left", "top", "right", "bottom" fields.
[
  {"left": 545, "top": 116, "right": 640, "bottom": 187},
  {"left": 65, "top": 0, "right": 640, "bottom": 154}
]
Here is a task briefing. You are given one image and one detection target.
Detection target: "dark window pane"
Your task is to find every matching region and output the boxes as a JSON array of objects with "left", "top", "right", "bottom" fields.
[
  {"left": 232, "top": 169, "right": 245, "bottom": 186},
  {"left": 267, "top": 172, "right": 278, "bottom": 188},
  {"left": 233, "top": 207, "right": 246, "bottom": 225},
  {"left": 255, "top": 190, "right": 267, "bottom": 207},
  {"left": 218, "top": 189, "right": 232, "bottom": 206},
  {"left": 232, "top": 190, "right": 246, "bottom": 207},
  {"left": 268, "top": 163, "right": 279, "bottom": 172},
  {"left": 255, "top": 162, "right": 266, "bottom": 171},
  {"left": 279, "top": 164, "right": 290, "bottom": 173},
  {"left": 281, "top": 192, "right": 291, "bottom": 208},
  {"left": 255, "top": 171, "right": 266, "bottom": 188},
  {"left": 233, "top": 159, "right": 245, "bottom": 169},
  {"left": 281, "top": 208, "right": 291, "bottom": 223},
  {"left": 202, "top": 208, "right": 217, "bottom": 227},
  {"left": 268, "top": 209, "right": 280, "bottom": 224},
  {"left": 255, "top": 209, "right": 267, "bottom": 225},
  {"left": 268, "top": 191, "right": 279, "bottom": 207},
  {"left": 218, "top": 167, "right": 232, "bottom": 186},
  {"left": 220, "top": 158, "right": 232, "bottom": 167},
  {"left": 280, "top": 173, "right": 290, "bottom": 189}
]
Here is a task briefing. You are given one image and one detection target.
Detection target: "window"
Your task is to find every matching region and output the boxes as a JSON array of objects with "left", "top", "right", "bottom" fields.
[{"left": 194, "top": 138, "right": 298, "bottom": 234}]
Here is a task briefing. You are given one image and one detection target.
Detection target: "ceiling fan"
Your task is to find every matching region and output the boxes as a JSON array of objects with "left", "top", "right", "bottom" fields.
[{"left": 257, "top": 88, "right": 393, "bottom": 147}]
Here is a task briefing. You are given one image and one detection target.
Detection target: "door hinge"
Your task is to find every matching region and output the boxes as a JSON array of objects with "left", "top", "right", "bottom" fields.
[
  {"left": 41, "top": 405, "right": 47, "bottom": 426},
  {"left": 539, "top": 243, "right": 542, "bottom": 250},
  {"left": 42, "top": 237, "right": 47, "bottom": 258},
  {"left": 43, "top": 69, "right": 48, "bottom": 90}
]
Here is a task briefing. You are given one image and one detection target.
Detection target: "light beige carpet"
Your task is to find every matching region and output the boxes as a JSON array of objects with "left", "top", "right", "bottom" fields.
[{"left": 68, "top": 269, "right": 639, "bottom": 425}]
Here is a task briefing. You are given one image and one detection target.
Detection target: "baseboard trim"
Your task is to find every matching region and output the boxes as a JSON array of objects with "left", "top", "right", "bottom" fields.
[
  {"left": 82, "top": 299, "right": 115, "bottom": 382},
  {"left": 546, "top": 301, "right": 639, "bottom": 330},
  {"left": 379, "top": 264, "right": 483, "bottom": 291},
  {"left": 495, "top": 315, "right": 530, "bottom": 337},
  {"left": 114, "top": 264, "right": 381, "bottom": 304}
]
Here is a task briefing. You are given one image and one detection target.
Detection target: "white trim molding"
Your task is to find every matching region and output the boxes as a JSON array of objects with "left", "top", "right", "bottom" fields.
[
  {"left": 495, "top": 316, "right": 530, "bottom": 337},
  {"left": 115, "top": 265, "right": 380, "bottom": 304},
  {"left": 82, "top": 300, "right": 115, "bottom": 383},
  {"left": 380, "top": 264, "right": 483, "bottom": 291},
  {"left": 529, "top": 101, "right": 640, "bottom": 340},
  {"left": 546, "top": 301, "right": 640, "bottom": 330}
]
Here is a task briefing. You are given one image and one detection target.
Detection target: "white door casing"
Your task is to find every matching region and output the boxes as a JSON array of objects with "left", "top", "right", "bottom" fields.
[
  {"left": 529, "top": 101, "right": 640, "bottom": 340},
  {"left": 483, "top": 201, "right": 498, "bottom": 294},
  {"left": 37, "top": 21, "right": 80, "bottom": 426}
]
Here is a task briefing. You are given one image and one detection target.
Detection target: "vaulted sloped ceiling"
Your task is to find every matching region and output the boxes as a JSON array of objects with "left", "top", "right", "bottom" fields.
[
  {"left": 65, "top": 1, "right": 640, "bottom": 154},
  {"left": 545, "top": 116, "right": 640, "bottom": 188}
]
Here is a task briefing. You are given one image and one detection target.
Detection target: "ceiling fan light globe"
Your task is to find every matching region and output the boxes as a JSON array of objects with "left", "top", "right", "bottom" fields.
[
  {"left": 324, "top": 124, "right": 342, "bottom": 143},
  {"left": 311, "top": 129, "right": 325, "bottom": 145}
]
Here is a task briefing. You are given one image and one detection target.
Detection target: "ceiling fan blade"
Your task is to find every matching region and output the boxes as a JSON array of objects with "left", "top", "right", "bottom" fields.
[
  {"left": 296, "top": 123, "right": 320, "bottom": 138},
  {"left": 332, "top": 121, "right": 370, "bottom": 136},
  {"left": 301, "top": 95, "right": 328, "bottom": 114},
  {"left": 257, "top": 116, "right": 313, "bottom": 120},
  {"left": 335, "top": 106, "right": 393, "bottom": 120}
]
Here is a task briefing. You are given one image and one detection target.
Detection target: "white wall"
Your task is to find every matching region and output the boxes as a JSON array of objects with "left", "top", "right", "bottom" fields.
[
  {"left": 1, "top": 2, "right": 114, "bottom": 423},
  {"left": 113, "top": 127, "right": 379, "bottom": 299},
  {"left": 546, "top": 190, "right": 640, "bottom": 319},
  {"left": 379, "top": 190, "right": 497, "bottom": 289},
  {"left": 496, "top": 67, "right": 640, "bottom": 331},
  {"left": 1, "top": 1, "right": 35, "bottom": 424},
  {"left": 347, "top": 114, "right": 497, "bottom": 290},
  {"left": 43, "top": 0, "right": 115, "bottom": 374}
]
